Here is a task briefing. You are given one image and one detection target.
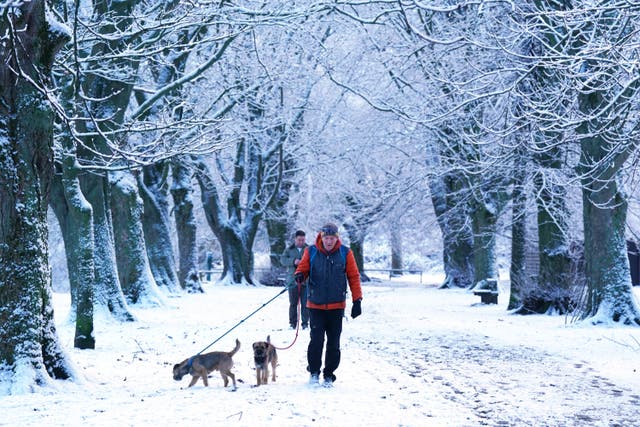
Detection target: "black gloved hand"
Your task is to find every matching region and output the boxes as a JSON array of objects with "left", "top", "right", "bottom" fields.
[
  {"left": 294, "top": 273, "right": 305, "bottom": 285},
  {"left": 351, "top": 299, "right": 362, "bottom": 319}
]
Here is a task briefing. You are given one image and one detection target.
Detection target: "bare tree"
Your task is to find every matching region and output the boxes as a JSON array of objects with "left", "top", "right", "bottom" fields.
[
  {"left": 329, "top": 1, "right": 640, "bottom": 325},
  {"left": 0, "top": 0, "right": 75, "bottom": 390},
  {"left": 573, "top": 6, "right": 640, "bottom": 324},
  {"left": 502, "top": 1, "right": 640, "bottom": 323},
  {"left": 194, "top": 76, "right": 287, "bottom": 284}
]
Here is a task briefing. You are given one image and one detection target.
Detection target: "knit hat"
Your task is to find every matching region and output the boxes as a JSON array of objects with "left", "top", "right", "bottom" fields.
[{"left": 320, "top": 223, "right": 339, "bottom": 237}]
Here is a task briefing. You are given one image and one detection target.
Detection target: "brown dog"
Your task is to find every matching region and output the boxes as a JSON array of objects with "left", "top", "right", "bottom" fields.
[
  {"left": 252, "top": 335, "right": 278, "bottom": 386},
  {"left": 172, "top": 339, "right": 240, "bottom": 389}
]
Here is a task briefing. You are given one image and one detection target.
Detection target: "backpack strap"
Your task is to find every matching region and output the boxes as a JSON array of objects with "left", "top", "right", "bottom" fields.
[
  {"left": 309, "top": 245, "right": 318, "bottom": 266},
  {"left": 339, "top": 245, "right": 349, "bottom": 265}
]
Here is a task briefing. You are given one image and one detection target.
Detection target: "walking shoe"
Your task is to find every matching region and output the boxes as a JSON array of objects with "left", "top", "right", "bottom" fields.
[
  {"left": 309, "top": 373, "right": 320, "bottom": 386},
  {"left": 323, "top": 374, "right": 336, "bottom": 388}
]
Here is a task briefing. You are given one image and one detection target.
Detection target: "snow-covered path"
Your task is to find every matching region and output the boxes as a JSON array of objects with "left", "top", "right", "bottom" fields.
[
  {"left": 1, "top": 281, "right": 639, "bottom": 426},
  {"left": 351, "top": 283, "right": 640, "bottom": 426}
]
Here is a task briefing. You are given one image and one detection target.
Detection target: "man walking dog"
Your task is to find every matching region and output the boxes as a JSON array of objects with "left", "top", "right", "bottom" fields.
[{"left": 294, "top": 222, "right": 362, "bottom": 387}]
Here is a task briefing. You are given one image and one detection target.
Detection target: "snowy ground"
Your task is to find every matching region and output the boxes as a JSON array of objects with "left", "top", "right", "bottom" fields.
[{"left": 2, "top": 275, "right": 640, "bottom": 426}]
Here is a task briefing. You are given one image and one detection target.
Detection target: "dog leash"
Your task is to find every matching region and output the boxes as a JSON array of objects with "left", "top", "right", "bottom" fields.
[
  {"left": 192, "top": 281, "right": 301, "bottom": 356},
  {"left": 272, "top": 281, "right": 303, "bottom": 351}
]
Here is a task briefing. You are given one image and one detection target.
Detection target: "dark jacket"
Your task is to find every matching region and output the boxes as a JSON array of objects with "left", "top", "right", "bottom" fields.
[{"left": 281, "top": 243, "right": 307, "bottom": 286}]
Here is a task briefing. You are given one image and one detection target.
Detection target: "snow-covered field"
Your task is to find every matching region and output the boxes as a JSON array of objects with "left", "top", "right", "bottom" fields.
[{"left": 2, "top": 276, "right": 640, "bottom": 426}]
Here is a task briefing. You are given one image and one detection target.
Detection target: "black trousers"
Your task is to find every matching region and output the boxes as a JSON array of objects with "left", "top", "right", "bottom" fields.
[
  {"left": 288, "top": 284, "right": 309, "bottom": 326},
  {"left": 307, "top": 308, "right": 344, "bottom": 381}
]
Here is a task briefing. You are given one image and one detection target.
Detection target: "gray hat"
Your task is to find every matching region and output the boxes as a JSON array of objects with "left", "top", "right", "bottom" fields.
[{"left": 320, "top": 223, "right": 339, "bottom": 237}]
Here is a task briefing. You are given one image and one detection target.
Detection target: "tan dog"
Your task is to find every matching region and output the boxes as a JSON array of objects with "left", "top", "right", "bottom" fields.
[
  {"left": 252, "top": 335, "right": 278, "bottom": 386},
  {"left": 173, "top": 339, "right": 240, "bottom": 389}
]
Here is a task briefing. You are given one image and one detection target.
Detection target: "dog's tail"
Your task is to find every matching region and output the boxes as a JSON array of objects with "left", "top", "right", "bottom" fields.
[{"left": 228, "top": 338, "right": 241, "bottom": 357}]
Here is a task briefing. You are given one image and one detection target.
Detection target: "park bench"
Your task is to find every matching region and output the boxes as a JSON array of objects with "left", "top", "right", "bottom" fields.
[{"left": 472, "top": 279, "right": 499, "bottom": 304}]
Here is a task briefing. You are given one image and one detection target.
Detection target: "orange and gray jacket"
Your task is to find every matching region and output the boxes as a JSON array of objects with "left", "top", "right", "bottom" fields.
[{"left": 295, "top": 233, "right": 362, "bottom": 310}]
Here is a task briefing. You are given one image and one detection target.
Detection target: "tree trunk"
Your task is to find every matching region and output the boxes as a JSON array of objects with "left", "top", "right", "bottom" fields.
[
  {"left": 265, "top": 152, "right": 299, "bottom": 270},
  {"left": 529, "top": 173, "right": 572, "bottom": 313},
  {"left": 193, "top": 136, "right": 279, "bottom": 285},
  {"left": 80, "top": 172, "right": 135, "bottom": 321},
  {"left": 390, "top": 225, "right": 403, "bottom": 276},
  {"left": 47, "top": 26, "right": 96, "bottom": 346},
  {"left": 139, "top": 162, "right": 181, "bottom": 293},
  {"left": 266, "top": 216, "right": 289, "bottom": 269},
  {"left": 344, "top": 223, "right": 369, "bottom": 282},
  {"left": 509, "top": 166, "right": 527, "bottom": 310},
  {"left": 576, "top": 59, "right": 640, "bottom": 324},
  {"left": 0, "top": 1, "right": 74, "bottom": 390},
  {"left": 350, "top": 240, "right": 366, "bottom": 277},
  {"left": 196, "top": 155, "right": 261, "bottom": 285},
  {"left": 516, "top": 142, "right": 574, "bottom": 314},
  {"left": 196, "top": 172, "right": 256, "bottom": 285},
  {"left": 71, "top": 0, "right": 143, "bottom": 321},
  {"left": 0, "top": 102, "right": 74, "bottom": 391},
  {"left": 469, "top": 199, "right": 499, "bottom": 291},
  {"left": 580, "top": 139, "right": 640, "bottom": 324},
  {"left": 110, "top": 170, "right": 163, "bottom": 304},
  {"left": 429, "top": 174, "right": 474, "bottom": 288},
  {"left": 50, "top": 167, "right": 96, "bottom": 349},
  {"left": 170, "top": 159, "right": 203, "bottom": 293},
  {"left": 215, "top": 228, "right": 255, "bottom": 285}
]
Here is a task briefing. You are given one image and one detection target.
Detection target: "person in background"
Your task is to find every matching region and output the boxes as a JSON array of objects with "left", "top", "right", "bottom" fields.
[
  {"left": 294, "top": 222, "right": 362, "bottom": 387},
  {"left": 205, "top": 251, "right": 214, "bottom": 281},
  {"left": 281, "top": 230, "right": 309, "bottom": 329}
]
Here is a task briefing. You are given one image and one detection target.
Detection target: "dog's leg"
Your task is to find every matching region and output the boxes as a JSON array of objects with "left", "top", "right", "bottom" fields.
[
  {"left": 201, "top": 370, "right": 209, "bottom": 387},
  {"left": 256, "top": 368, "right": 261, "bottom": 386},
  {"left": 227, "top": 371, "right": 236, "bottom": 390},
  {"left": 263, "top": 368, "right": 269, "bottom": 385},
  {"left": 271, "top": 360, "right": 277, "bottom": 382},
  {"left": 188, "top": 375, "right": 199, "bottom": 387},
  {"left": 221, "top": 372, "right": 229, "bottom": 387}
]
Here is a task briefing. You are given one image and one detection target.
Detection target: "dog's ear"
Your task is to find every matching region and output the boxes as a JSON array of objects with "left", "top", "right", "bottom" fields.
[
  {"left": 267, "top": 335, "right": 271, "bottom": 343},
  {"left": 252, "top": 342, "right": 258, "bottom": 350}
]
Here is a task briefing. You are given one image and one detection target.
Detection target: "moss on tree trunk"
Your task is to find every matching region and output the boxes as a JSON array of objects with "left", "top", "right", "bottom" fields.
[{"left": 50, "top": 168, "right": 96, "bottom": 349}]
